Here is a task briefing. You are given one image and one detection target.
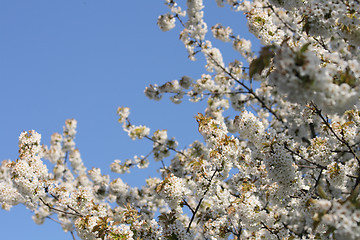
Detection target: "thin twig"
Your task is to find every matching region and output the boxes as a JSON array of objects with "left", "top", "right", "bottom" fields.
[
  {"left": 126, "top": 118, "right": 189, "bottom": 159},
  {"left": 187, "top": 170, "right": 218, "bottom": 232},
  {"left": 313, "top": 37, "right": 329, "bottom": 51},
  {"left": 48, "top": 193, "right": 83, "bottom": 216},
  {"left": 283, "top": 143, "right": 326, "bottom": 169},
  {"left": 144, "top": 135, "right": 188, "bottom": 159},
  {"left": 205, "top": 52, "right": 284, "bottom": 123},
  {"left": 182, "top": 199, "right": 195, "bottom": 214},
  {"left": 173, "top": 16, "right": 285, "bottom": 124},
  {"left": 46, "top": 216, "right": 62, "bottom": 225},
  {"left": 265, "top": 5, "right": 295, "bottom": 33},
  {"left": 39, "top": 197, "right": 82, "bottom": 217},
  {"left": 311, "top": 100, "right": 360, "bottom": 191},
  {"left": 311, "top": 101, "right": 360, "bottom": 165},
  {"left": 70, "top": 231, "right": 77, "bottom": 240},
  {"left": 261, "top": 222, "right": 280, "bottom": 240},
  {"left": 313, "top": 169, "right": 324, "bottom": 194},
  {"left": 175, "top": 14, "right": 186, "bottom": 28}
]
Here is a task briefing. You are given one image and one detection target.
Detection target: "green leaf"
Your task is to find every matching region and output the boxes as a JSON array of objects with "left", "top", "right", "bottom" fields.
[
  {"left": 299, "top": 42, "right": 311, "bottom": 54},
  {"left": 249, "top": 45, "right": 275, "bottom": 79},
  {"left": 166, "top": 233, "right": 179, "bottom": 240}
]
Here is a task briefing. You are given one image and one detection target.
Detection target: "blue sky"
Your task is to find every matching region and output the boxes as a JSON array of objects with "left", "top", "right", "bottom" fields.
[{"left": 0, "top": 1, "right": 260, "bottom": 239}]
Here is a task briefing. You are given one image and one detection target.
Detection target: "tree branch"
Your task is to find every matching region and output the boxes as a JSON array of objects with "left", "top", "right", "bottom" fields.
[
  {"left": 39, "top": 197, "right": 83, "bottom": 217},
  {"left": 187, "top": 169, "right": 218, "bottom": 232}
]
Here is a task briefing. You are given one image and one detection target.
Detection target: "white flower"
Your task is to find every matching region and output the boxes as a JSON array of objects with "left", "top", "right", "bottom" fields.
[
  {"left": 117, "top": 107, "right": 130, "bottom": 124},
  {"left": 157, "top": 13, "right": 176, "bottom": 32},
  {"left": 211, "top": 24, "right": 232, "bottom": 42},
  {"left": 127, "top": 125, "right": 150, "bottom": 140}
]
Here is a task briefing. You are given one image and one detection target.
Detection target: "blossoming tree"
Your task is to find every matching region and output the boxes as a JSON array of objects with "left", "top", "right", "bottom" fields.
[{"left": 1, "top": 0, "right": 360, "bottom": 239}]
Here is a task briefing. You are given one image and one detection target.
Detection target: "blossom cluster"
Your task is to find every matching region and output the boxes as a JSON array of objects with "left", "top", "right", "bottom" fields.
[{"left": 2, "top": 0, "right": 360, "bottom": 239}]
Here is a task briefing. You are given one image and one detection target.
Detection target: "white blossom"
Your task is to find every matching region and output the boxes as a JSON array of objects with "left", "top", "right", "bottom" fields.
[
  {"left": 3, "top": 1, "right": 360, "bottom": 239},
  {"left": 157, "top": 13, "right": 176, "bottom": 32}
]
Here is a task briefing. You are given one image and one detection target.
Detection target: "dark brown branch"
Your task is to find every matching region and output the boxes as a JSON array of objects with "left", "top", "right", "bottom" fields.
[
  {"left": 46, "top": 216, "right": 62, "bottom": 225},
  {"left": 311, "top": 102, "right": 360, "bottom": 191},
  {"left": 261, "top": 222, "right": 280, "bottom": 240},
  {"left": 313, "top": 37, "right": 329, "bottom": 51},
  {"left": 283, "top": 143, "right": 326, "bottom": 169},
  {"left": 297, "top": 164, "right": 317, "bottom": 169},
  {"left": 173, "top": 16, "right": 284, "bottom": 124},
  {"left": 174, "top": 14, "right": 186, "bottom": 28},
  {"left": 182, "top": 199, "right": 195, "bottom": 215},
  {"left": 144, "top": 135, "right": 188, "bottom": 159},
  {"left": 265, "top": 5, "right": 295, "bottom": 33},
  {"left": 313, "top": 169, "right": 324, "bottom": 195},
  {"left": 48, "top": 192, "right": 83, "bottom": 216},
  {"left": 205, "top": 52, "right": 284, "bottom": 123},
  {"left": 39, "top": 197, "right": 83, "bottom": 217},
  {"left": 70, "top": 231, "right": 77, "bottom": 240},
  {"left": 186, "top": 170, "right": 218, "bottom": 232},
  {"left": 125, "top": 117, "right": 188, "bottom": 160},
  {"left": 311, "top": 101, "right": 360, "bottom": 165}
]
